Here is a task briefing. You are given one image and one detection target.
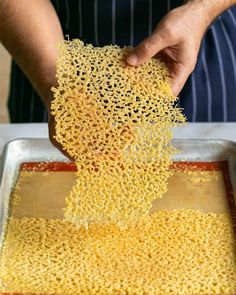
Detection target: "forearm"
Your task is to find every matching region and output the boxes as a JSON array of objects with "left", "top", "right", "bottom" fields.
[
  {"left": 0, "top": 0, "right": 63, "bottom": 103},
  {"left": 186, "top": 0, "right": 236, "bottom": 27}
]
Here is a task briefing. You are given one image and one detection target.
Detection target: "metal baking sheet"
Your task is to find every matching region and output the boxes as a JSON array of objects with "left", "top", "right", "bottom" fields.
[
  {"left": 1, "top": 138, "right": 236, "bottom": 244},
  {"left": 0, "top": 138, "right": 69, "bottom": 245},
  {"left": 1, "top": 138, "right": 236, "bottom": 295}
]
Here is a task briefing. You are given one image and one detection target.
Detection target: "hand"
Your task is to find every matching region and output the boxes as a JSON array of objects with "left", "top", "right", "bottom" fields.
[
  {"left": 45, "top": 93, "right": 75, "bottom": 161},
  {"left": 126, "top": 2, "right": 211, "bottom": 96}
]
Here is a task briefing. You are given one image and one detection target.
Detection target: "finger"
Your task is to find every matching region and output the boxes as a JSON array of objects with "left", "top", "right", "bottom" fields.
[
  {"left": 171, "top": 64, "right": 191, "bottom": 96},
  {"left": 51, "top": 137, "right": 75, "bottom": 162},
  {"left": 48, "top": 114, "right": 75, "bottom": 162},
  {"left": 126, "top": 32, "right": 166, "bottom": 66}
]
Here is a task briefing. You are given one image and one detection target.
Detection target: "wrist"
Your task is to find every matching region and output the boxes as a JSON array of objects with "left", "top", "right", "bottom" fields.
[
  {"left": 184, "top": 0, "right": 234, "bottom": 26},
  {"left": 25, "top": 57, "right": 57, "bottom": 107},
  {"left": 184, "top": 1, "right": 216, "bottom": 29}
]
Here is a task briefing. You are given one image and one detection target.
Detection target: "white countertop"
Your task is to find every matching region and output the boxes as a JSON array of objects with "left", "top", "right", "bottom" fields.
[{"left": 0, "top": 123, "right": 236, "bottom": 158}]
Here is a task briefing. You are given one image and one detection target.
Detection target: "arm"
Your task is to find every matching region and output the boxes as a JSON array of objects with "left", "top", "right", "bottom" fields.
[
  {"left": 187, "top": 0, "right": 236, "bottom": 21},
  {"left": 0, "top": 0, "right": 71, "bottom": 157},
  {"left": 127, "top": 0, "right": 236, "bottom": 96},
  {"left": 0, "top": 0, "right": 63, "bottom": 103}
]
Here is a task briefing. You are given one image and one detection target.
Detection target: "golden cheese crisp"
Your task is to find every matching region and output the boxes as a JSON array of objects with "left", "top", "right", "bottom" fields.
[
  {"left": 0, "top": 210, "right": 236, "bottom": 295},
  {"left": 51, "top": 40, "right": 185, "bottom": 228}
]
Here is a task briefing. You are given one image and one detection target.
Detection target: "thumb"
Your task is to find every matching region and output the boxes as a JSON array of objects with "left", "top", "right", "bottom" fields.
[{"left": 126, "top": 32, "right": 166, "bottom": 66}]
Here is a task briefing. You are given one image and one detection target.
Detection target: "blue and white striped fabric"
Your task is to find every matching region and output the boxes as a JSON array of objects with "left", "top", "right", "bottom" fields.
[{"left": 8, "top": 1, "right": 236, "bottom": 122}]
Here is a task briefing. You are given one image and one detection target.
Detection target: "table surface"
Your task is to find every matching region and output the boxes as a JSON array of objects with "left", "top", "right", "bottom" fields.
[{"left": 1, "top": 123, "right": 236, "bottom": 159}]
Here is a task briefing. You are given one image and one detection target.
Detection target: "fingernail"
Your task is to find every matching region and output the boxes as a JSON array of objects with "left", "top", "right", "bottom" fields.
[{"left": 127, "top": 54, "right": 138, "bottom": 66}]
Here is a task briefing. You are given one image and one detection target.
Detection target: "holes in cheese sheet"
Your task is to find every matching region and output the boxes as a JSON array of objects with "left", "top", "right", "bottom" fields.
[
  {"left": 51, "top": 40, "right": 185, "bottom": 228},
  {"left": 1, "top": 211, "right": 236, "bottom": 295}
]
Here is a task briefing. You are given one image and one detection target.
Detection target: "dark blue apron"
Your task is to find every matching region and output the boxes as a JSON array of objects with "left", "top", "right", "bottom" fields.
[{"left": 8, "top": 1, "right": 236, "bottom": 122}]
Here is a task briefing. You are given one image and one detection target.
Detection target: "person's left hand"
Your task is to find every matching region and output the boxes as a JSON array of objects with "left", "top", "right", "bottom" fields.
[{"left": 126, "top": 2, "right": 211, "bottom": 96}]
